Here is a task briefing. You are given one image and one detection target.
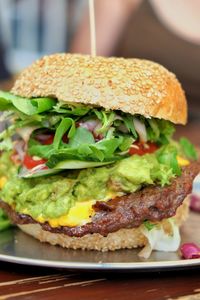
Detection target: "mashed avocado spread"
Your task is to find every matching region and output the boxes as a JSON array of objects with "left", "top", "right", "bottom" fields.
[{"left": 0, "top": 149, "right": 174, "bottom": 222}]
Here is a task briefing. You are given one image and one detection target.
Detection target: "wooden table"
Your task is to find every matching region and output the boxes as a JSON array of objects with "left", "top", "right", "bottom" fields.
[
  {"left": 0, "top": 262, "right": 199, "bottom": 300},
  {"left": 0, "top": 81, "right": 199, "bottom": 300}
]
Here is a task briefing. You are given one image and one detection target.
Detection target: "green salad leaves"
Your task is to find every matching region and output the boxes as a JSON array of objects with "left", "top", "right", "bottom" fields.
[
  {"left": 0, "top": 91, "right": 56, "bottom": 115},
  {"left": 156, "top": 145, "right": 181, "bottom": 176},
  {"left": 179, "top": 137, "right": 198, "bottom": 160},
  {"left": 0, "top": 91, "right": 197, "bottom": 178},
  {"left": 0, "top": 208, "right": 11, "bottom": 231}
]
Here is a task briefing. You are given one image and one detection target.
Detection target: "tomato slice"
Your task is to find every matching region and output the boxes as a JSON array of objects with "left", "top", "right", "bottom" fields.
[
  {"left": 129, "top": 142, "right": 158, "bottom": 156},
  {"left": 43, "top": 135, "right": 54, "bottom": 145},
  {"left": 23, "top": 154, "right": 47, "bottom": 169}
]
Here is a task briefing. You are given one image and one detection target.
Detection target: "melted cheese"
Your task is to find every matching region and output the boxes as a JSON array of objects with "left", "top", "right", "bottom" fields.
[
  {"left": 37, "top": 200, "right": 95, "bottom": 228},
  {"left": 36, "top": 192, "right": 120, "bottom": 227},
  {"left": 0, "top": 176, "right": 7, "bottom": 189},
  {"left": 177, "top": 156, "right": 190, "bottom": 166}
]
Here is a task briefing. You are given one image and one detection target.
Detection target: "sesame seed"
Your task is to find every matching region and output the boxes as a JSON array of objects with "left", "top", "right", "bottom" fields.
[{"left": 11, "top": 53, "right": 187, "bottom": 124}]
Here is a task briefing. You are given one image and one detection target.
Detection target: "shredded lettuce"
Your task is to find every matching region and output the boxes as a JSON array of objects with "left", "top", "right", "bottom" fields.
[
  {"left": 143, "top": 220, "right": 156, "bottom": 231},
  {"left": 156, "top": 144, "right": 181, "bottom": 176},
  {"left": 147, "top": 119, "right": 175, "bottom": 144},
  {"left": 179, "top": 137, "right": 198, "bottom": 160},
  {"left": 139, "top": 219, "right": 181, "bottom": 258}
]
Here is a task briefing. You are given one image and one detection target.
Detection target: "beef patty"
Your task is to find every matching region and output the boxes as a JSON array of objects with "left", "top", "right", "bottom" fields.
[{"left": 1, "top": 161, "right": 200, "bottom": 237}]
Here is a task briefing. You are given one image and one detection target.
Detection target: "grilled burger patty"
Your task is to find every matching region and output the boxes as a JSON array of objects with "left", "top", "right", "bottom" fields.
[{"left": 1, "top": 161, "right": 200, "bottom": 237}]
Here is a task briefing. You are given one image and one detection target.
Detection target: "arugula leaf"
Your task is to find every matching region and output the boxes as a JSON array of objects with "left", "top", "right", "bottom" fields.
[
  {"left": 147, "top": 119, "right": 175, "bottom": 144},
  {"left": 89, "top": 145, "right": 105, "bottom": 161},
  {"left": 53, "top": 102, "right": 90, "bottom": 116},
  {"left": 157, "top": 120, "right": 175, "bottom": 143},
  {"left": 29, "top": 129, "right": 122, "bottom": 163},
  {"left": 31, "top": 98, "right": 56, "bottom": 113},
  {"left": 123, "top": 115, "right": 137, "bottom": 138},
  {"left": 0, "top": 91, "right": 56, "bottom": 115},
  {"left": 28, "top": 142, "right": 54, "bottom": 159},
  {"left": 95, "top": 138, "right": 122, "bottom": 157},
  {"left": 105, "top": 127, "right": 115, "bottom": 139},
  {"left": 119, "top": 136, "right": 134, "bottom": 152},
  {"left": 156, "top": 145, "right": 181, "bottom": 176},
  {"left": 75, "top": 144, "right": 105, "bottom": 161},
  {"left": 46, "top": 140, "right": 121, "bottom": 168},
  {"left": 0, "top": 91, "right": 14, "bottom": 110},
  {"left": 12, "top": 97, "right": 56, "bottom": 115},
  {"left": 53, "top": 118, "right": 75, "bottom": 149},
  {"left": 179, "top": 137, "right": 198, "bottom": 160},
  {"left": 147, "top": 119, "right": 160, "bottom": 141},
  {"left": 94, "top": 110, "right": 116, "bottom": 134},
  {"left": 68, "top": 127, "right": 95, "bottom": 147},
  {"left": 47, "top": 158, "right": 114, "bottom": 169}
]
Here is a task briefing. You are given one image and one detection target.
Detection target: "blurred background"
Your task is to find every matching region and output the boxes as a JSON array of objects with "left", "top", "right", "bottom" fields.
[{"left": 0, "top": 0, "right": 199, "bottom": 143}]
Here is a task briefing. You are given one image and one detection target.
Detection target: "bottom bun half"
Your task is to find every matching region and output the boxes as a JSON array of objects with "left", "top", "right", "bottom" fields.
[{"left": 18, "top": 198, "right": 189, "bottom": 252}]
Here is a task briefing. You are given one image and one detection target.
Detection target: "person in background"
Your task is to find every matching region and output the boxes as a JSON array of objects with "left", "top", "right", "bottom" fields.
[
  {"left": 0, "top": 45, "right": 10, "bottom": 80},
  {"left": 71, "top": 0, "right": 200, "bottom": 115},
  {"left": 0, "top": 0, "right": 85, "bottom": 76}
]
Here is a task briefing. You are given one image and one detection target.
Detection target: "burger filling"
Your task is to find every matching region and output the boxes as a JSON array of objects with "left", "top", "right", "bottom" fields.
[{"left": 0, "top": 91, "right": 198, "bottom": 235}]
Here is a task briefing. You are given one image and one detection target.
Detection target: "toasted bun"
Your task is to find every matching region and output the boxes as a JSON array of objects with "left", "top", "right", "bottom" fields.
[
  {"left": 12, "top": 53, "right": 187, "bottom": 124},
  {"left": 18, "top": 198, "right": 189, "bottom": 252}
]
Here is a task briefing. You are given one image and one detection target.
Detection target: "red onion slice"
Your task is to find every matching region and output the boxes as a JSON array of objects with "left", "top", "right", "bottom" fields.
[
  {"left": 133, "top": 117, "right": 147, "bottom": 143},
  {"left": 78, "top": 119, "right": 103, "bottom": 140},
  {"left": 13, "top": 140, "right": 25, "bottom": 161},
  {"left": 16, "top": 126, "right": 37, "bottom": 143},
  {"left": 78, "top": 119, "right": 101, "bottom": 132},
  {"left": 190, "top": 194, "right": 200, "bottom": 212},
  {"left": 180, "top": 243, "right": 200, "bottom": 259}
]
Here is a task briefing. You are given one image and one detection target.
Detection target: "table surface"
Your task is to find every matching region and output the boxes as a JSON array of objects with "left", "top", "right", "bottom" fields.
[
  {"left": 0, "top": 263, "right": 199, "bottom": 300},
  {"left": 0, "top": 80, "right": 199, "bottom": 300}
]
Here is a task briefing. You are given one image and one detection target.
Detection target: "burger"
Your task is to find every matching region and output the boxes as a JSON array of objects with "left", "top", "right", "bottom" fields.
[{"left": 0, "top": 53, "right": 199, "bottom": 258}]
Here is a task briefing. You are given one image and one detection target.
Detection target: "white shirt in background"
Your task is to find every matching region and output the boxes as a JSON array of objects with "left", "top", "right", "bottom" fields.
[{"left": 150, "top": 0, "right": 200, "bottom": 45}]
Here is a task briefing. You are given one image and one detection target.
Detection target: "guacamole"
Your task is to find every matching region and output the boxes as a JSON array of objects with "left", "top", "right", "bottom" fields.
[
  {"left": 0, "top": 151, "right": 16, "bottom": 178},
  {"left": 0, "top": 150, "right": 175, "bottom": 221}
]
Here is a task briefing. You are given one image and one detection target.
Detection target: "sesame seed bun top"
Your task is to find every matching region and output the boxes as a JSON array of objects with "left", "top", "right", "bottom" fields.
[{"left": 11, "top": 53, "right": 187, "bottom": 124}]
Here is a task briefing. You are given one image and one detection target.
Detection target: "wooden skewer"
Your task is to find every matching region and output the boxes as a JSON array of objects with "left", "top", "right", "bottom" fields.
[{"left": 89, "top": 0, "right": 96, "bottom": 56}]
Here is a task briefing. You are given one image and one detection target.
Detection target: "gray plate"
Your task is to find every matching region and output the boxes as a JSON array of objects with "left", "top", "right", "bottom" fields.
[{"left": 0, "top": 212, "right": 199, "bottom": 271}]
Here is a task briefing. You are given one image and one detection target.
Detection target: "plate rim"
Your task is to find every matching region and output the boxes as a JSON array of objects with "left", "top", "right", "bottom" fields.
[{"left": 0, "top": 253, "right": 200, "bottom": 270}]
